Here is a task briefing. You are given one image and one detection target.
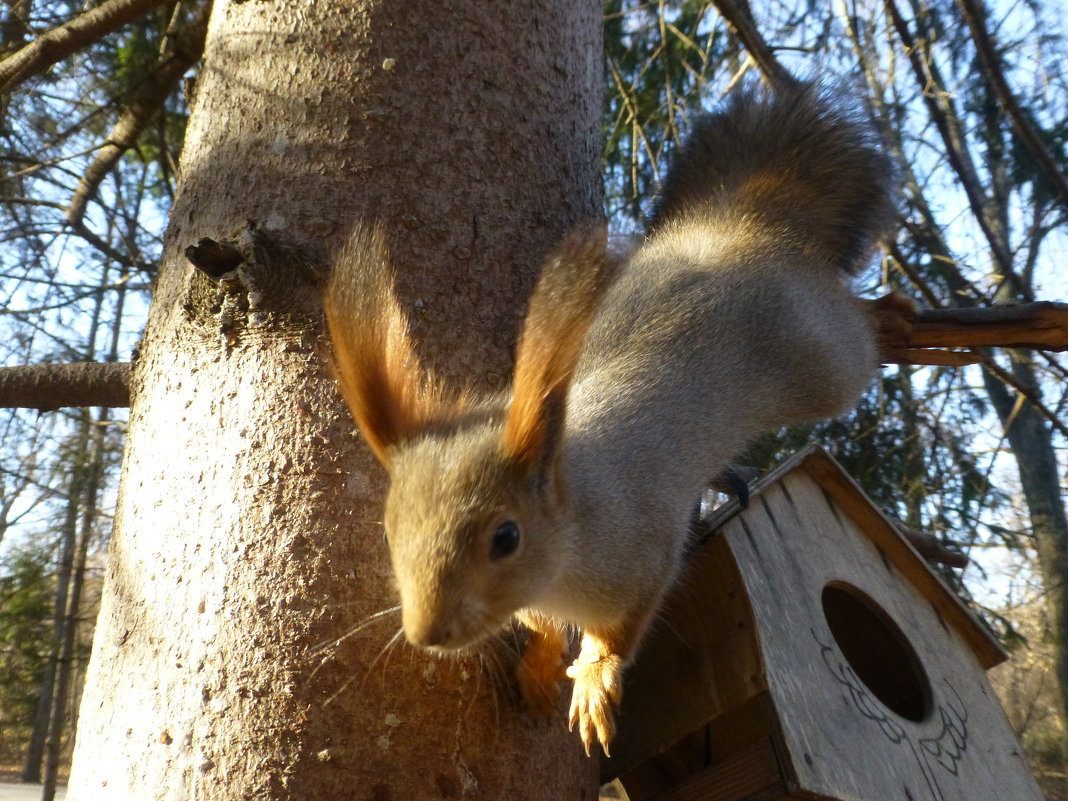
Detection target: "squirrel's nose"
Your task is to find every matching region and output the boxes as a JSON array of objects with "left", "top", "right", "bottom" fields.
[{"left": 404, "top": 616, "right": 453, "bottom": 649}]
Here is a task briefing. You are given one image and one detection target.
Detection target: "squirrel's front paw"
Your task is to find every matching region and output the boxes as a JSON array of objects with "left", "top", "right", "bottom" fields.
[{"left": 566, "top": 653, "right": 624, "bottom": 756}]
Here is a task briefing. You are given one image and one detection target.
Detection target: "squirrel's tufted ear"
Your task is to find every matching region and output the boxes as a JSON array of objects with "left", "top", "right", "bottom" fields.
[
  {"left": 323, "top": 224, "right": 444, "bottom": 469},
  {"left": 501, "top": 224, "right": 618, "bottom": 479}
]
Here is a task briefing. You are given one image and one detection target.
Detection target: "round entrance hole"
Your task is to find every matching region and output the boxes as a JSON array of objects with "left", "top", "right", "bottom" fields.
[{"left": 821, "top": 583, "right": 932, "bottom": 722}]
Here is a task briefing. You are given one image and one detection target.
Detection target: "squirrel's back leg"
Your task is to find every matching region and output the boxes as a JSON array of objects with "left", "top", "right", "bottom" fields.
[{"left": 514, "top": 611, "right": 569, "bottom": 719}]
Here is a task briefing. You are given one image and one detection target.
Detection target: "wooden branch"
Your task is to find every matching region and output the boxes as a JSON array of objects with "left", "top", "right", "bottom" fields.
[
  {"left": 909, "top": 303, "right": 1068, "bottom": 351},
  {"left": 870, "top": 294, "right": 1068, "bottom": 365},
  {"left": 0, "top": 362, "right": 131, "bottom": 410},
  {"left": 955, "top": 0, "right": 1068, "bottom": 209},
  {"left": 708, "top": 0, "right": 798, "bottom": 91},
  {"left": 870, "top": 295, "right": 1068, "bottom": 437},
  {"left": 0, "top": 0, "right": 171, "bottom": 92},
  {"left": 66, "top": 2, "right": 210, "bottom": 228}
]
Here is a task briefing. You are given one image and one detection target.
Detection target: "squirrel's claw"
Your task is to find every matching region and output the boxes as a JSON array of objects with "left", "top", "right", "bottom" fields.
[
  {"left": 708, "top": 464, "right": 756, "bottom": 508},
  {"left": 566, "top": 654, "right": 623, "bottom": 757}
]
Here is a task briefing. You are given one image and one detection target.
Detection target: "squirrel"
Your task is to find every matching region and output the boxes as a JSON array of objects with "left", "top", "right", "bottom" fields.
[{"left": 323, "top": 83, "right": 901, "bottom": 756}]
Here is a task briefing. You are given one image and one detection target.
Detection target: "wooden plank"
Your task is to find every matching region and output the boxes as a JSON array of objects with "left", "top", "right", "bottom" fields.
[
  {"left": 616, "top": 693, "right": 781, "bottom": 800},
  {"left": 642, "top": 737, "right": 789, "bottom": 801},
  {"left": 616, "top": 728, "right": 716, "bottom": 801},
  {"left": 705, "top": 693, "right": 778, "bottom": 763},
  {"left": 908, "top": 302, "right": 1068, "bottom": 351},
  {"left": 723, "top": 470, "right": 1043, "bottom": 801},
  {"left": 602, "top": 534, "right": 767, "bottom": 783}
]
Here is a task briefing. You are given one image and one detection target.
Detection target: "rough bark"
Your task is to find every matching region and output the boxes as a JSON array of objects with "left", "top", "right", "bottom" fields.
[{"left": 68, "top": 1, "right": 602, "bottom": 799}]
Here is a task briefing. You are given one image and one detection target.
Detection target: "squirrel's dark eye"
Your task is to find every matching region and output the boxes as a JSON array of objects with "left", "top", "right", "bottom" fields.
[{"left": 490, "top": 520, "right": 521, "bottom": 560}]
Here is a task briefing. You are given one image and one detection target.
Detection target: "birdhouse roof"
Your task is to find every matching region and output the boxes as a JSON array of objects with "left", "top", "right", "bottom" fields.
[{"left": 701, "top": 444, "right": 1006, "bottom": 670}]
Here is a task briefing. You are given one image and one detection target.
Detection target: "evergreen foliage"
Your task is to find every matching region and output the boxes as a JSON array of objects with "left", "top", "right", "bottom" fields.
[{"left": 0, "top": 548, "right": 51, "bottom": 763}]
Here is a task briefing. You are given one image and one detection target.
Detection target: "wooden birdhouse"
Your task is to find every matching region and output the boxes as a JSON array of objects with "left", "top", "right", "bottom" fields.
[{"left": 602, "top": 446, "right": 1042, "bottom": 801}]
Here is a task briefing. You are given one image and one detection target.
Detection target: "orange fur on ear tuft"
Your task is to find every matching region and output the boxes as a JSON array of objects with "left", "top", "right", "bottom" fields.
[
  {"left": 323, "top": 225, "right": 442, "bottom": 468},
  {"left": 502, "top": 224, "right": 618, "bottom": 472}
]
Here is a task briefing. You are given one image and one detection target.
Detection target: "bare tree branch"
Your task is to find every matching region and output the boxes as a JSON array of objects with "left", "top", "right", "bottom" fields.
[
  {"left": 708, "top": 0, "right": 798, "bottom": 91},
  {"left": 0, "top": 363, "right": 130, "bottom": 410},
  {"left": 980, "top": 355, "right": 1068, "bottom": 440},
  {"left": 0, "top": 0, "right": 172, "bottom": 92},
  {"left": 66, "top": 1, "right": 210, "bottom": 229},
  {"left": 893, "top": 520, "right": 971, "bottom": 568},
  {"left": 954, "top": 0, "right": 1068, "bottom": 209},
  {"left": 66, "top": 218, "right": 144, "bottom": 271},
  {"left": 884, "top": 0, "right": 1018, "bottom": 284}
]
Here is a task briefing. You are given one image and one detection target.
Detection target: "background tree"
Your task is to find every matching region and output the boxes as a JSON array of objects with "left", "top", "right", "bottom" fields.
[
  {"left": 988, "top": 544, "right": 1068, "bottom": 800},
  {"left": 0, "top": 548, "right": 52, "bottom": 766},
  {"left": 1, "top": 0, "right": 171, "bottom": 783}
]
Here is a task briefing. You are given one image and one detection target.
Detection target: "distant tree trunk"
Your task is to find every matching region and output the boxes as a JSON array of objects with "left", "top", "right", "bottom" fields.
[
  {"left": 978, "top": 83, "right": 1068, "bottom": 733},
  {"left": 68, "top": 1, "right": 603, "bottom": 799},
  {"left": 42, "top": 409, "right": 107, "bottom": 801},
  {"left": 25, "top": 221, "right": 120, "bottom": 785},
  {"left": 983, "top": 356, "right": 1068, "bottom": 723},
  {"left": 22, "top": 413, "right": 90, "bottom": 784}
]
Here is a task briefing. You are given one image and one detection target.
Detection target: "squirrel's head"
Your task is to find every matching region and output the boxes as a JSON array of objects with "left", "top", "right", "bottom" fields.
[
  {"left": 383, "top": 418, "right": 568, "bottom": 650},
  {"left": 324, "top": 223, "right": 616, "bottom": 652}
]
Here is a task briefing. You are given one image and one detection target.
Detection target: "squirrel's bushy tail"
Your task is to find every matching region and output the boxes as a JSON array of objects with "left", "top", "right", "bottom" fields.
[{"left": 647, "top": 83, "right": 895, "bottom": 273}]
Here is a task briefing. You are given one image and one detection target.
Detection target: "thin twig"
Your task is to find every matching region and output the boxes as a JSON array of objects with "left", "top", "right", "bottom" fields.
[
  {"left": 954, "top": 0, "right": 1068, "bottom": 209},
  {"left": 884, "top": 0, "right": 1018, "bottom": 284}
]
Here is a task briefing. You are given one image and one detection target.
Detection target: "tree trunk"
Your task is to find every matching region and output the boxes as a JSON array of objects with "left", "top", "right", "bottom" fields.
[{"left": 68, "top": 1, "right": 603, "bottom": 799}]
